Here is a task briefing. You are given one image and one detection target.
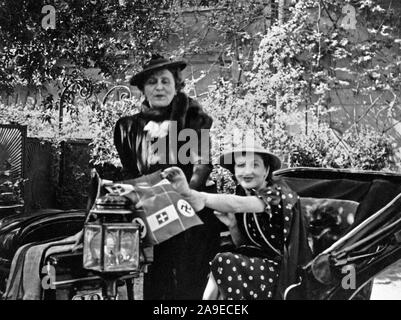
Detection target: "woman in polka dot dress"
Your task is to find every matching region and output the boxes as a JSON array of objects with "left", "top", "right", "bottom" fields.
[{"left": 162, "top": 145, "right": 312, "bottom": 300}]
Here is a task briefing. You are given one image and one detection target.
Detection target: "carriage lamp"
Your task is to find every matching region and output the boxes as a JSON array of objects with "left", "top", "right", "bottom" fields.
[{"left": 83, "top": 193, "right": 140, "bottom": 273}]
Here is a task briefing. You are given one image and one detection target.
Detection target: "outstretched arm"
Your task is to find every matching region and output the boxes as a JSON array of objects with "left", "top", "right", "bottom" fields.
[
  {"left": 163, "top": 167, "right": 251, "bottom": 247},
  {"left": 200, "top": 193, "right": 265, "bottom": 213},
  {"left": 162, "top": 167, "right": 266, "bottom": 213}
]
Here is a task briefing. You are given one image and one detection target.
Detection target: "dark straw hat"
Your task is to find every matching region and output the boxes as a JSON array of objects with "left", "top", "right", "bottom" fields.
[
  {"left": 130, "top": 54, "right": 187, "bottom": 87},
  {"left": 219, "top": 145, "right": 281, "bottom": 174}
]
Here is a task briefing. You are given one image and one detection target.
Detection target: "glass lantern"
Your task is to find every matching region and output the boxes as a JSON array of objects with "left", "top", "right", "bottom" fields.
[
  {"left": 83, "top": 193, "right": 141, "bottom": 273},
  {"left": 83, "top": 223, "right": 140, "bottom": 273}
]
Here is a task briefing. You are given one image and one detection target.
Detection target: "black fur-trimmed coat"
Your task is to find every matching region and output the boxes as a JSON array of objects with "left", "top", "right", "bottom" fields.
[
  {"left": 113, "top": 92, "right": 221, "bottom": 299},
  {"left": 114, "top": 91, "right": 212, "bottom": 190}
]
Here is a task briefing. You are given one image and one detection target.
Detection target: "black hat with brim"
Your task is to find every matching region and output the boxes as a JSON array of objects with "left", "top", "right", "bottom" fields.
[
  {"left": 219, "top": 146, "right": 282, "bottom": 175},
  {"left": 130, "top": 55, "right": 187, "bottom": 87}
]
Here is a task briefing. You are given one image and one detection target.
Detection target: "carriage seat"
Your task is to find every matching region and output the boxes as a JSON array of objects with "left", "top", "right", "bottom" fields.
[{"left": 299, "top": 197, "right": 360, "bottom": 256}]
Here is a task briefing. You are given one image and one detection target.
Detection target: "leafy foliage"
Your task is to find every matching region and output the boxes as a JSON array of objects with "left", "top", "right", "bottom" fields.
[
  {"left": 1, "top": 0, "right": 400, "bottom": 200},
  {"left": 290, "top": 123, "right": 396, "bottom": 170},
  {"left": 0, "top": 101, "right": 96, "bottom": 143},
  {"left": 89, "top": 98, "right": 142, "bottom": 167},
  {"left": 0, "top": 0, "right": 175, "bottom": 90},
  {"left": 0, "top": 179, "right": 24, "bottom": 205},
  {"left": 199, "top": 0, "right": 400, "bottom": 191}
]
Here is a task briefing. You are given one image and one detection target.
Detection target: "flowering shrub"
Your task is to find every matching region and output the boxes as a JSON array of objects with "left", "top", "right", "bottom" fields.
[
  {"left": 1, "top": 0, "right": 400, "bottom": 200},
  {"left": 199, "top": 0, "right": 400, "bottom": 192},
  {"left": 290, "top": 124, "right": 396, "bottom": 171},
  {"left": 343, "top": 127, "right": 396, "bottom": 171},
  {"left": 0, "top": 102, "right": 96, "bottom": 143},
  {"left": 290, "top": 125, "right": 341, "bottom": 168},
  {"left": 89, "top": 98, "right": 142, "bottom": 168},
  {"left": 0, "top": 179, "right": 24, "bottom": 206}
]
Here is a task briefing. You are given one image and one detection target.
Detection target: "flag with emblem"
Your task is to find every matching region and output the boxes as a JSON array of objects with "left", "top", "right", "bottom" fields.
[{"left": 115, "top": 170, "right": 203, "bottom": 246}]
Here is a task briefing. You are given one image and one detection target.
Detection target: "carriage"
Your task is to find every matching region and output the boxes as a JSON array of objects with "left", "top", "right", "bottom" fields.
[{"left": 0, "top": 166, "right": 401, "bottom": 300}]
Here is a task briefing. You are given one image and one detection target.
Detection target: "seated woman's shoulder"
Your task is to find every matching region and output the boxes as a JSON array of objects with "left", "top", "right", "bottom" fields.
[{"left": 257, "top": 178, "right": 299, "bottom": 202}]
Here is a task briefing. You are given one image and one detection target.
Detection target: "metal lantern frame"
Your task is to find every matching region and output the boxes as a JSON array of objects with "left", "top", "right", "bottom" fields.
[
  {"left": 83, "top": 221, "right": 140, "bottom": 273},
  {"left": 83, "top": 190, "right": 142, "bottom": 274}
]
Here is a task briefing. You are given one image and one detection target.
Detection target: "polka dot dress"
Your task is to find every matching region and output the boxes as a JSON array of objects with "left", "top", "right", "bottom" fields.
[
  {"left": 210, "top": 184, "right": 298, "bottom": 300},
  {"left": 210, "top": 251, "right": 280, "bottom": 300}
]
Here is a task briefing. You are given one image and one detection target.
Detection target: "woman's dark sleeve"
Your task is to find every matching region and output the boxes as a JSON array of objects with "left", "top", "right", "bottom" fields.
[
  {"left": 186, "top": 103, "right": 213, "bottom": 191},
  {"left": 113, "top": 116, "right": 140, "bottom": 179}
]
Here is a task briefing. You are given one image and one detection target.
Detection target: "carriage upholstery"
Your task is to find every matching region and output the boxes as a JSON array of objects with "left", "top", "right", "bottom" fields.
[
  {"left": 299, "top": 197, "right": 359, "bottom": 255},
  {"left": 278, "top": 168, "right": 401, "bottom": 257},
  {"left": 275, "top": 168, "right": 401, "bottom": 300}
]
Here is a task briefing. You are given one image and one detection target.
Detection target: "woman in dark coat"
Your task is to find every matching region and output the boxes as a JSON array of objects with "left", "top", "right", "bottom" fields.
[{"left": 113, "top": 54, "right": 221, "bottom": 299}]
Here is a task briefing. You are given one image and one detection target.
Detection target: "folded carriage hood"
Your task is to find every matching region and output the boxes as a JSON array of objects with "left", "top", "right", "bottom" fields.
[{"left": 0, "top": 209, "right": 86, "bottom": 262}]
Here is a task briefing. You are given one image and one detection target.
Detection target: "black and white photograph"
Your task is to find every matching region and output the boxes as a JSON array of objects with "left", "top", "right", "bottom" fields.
[{"left": 0, "top": 0, "right": 401, "bottom": 308}]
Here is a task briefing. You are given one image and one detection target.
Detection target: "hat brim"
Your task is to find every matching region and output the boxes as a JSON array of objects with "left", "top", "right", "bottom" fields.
[
  {"left": 219, "top": 147, "right": 281, "bottom": 174},
  {"left": 130, "top": 60, "right": 187, "bottom": 86}
]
